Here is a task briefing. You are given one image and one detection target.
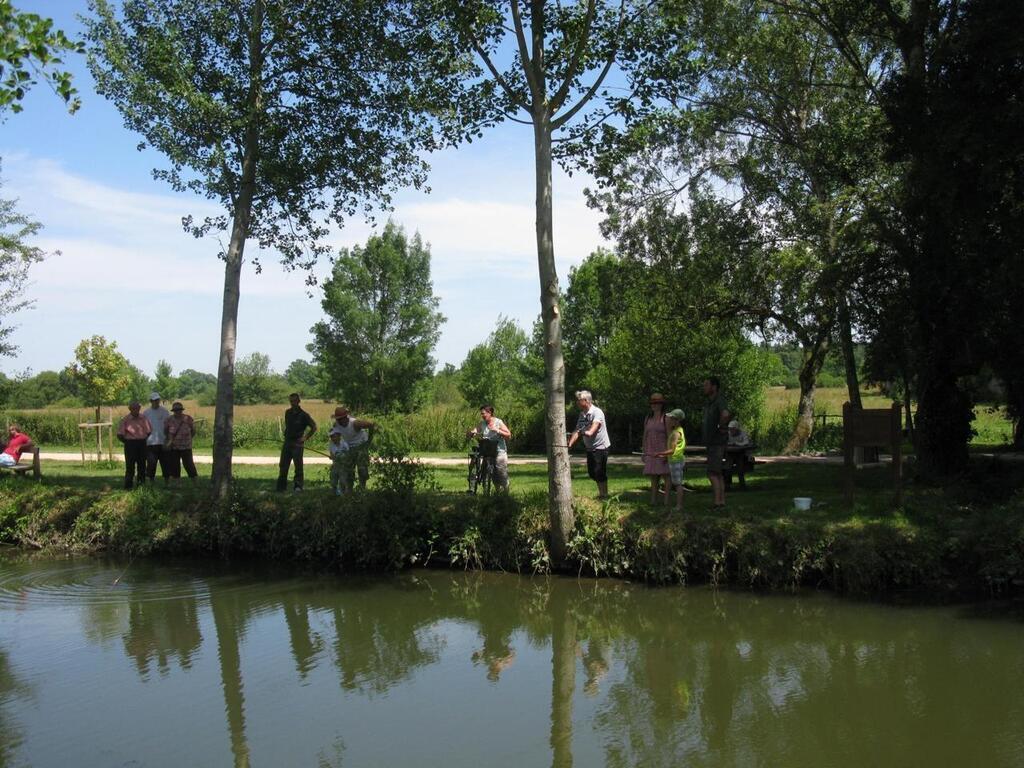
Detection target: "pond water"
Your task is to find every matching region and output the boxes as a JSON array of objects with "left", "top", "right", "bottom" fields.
[{"left": 0, "top": 553, "right": 1021, "bottom": 767}]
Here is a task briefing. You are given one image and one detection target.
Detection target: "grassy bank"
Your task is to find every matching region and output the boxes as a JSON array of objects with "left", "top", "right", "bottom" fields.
[{"left": 2, "top": 458, "right": 1022, "bottom": 598}]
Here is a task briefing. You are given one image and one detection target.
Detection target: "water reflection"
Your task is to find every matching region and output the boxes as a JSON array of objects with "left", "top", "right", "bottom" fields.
[
  {"left": 2, "top": 558, "right": 1023, "bottom": 767},
  {"left": 0, "top": 646, "right": 31, "bottom": 768}
]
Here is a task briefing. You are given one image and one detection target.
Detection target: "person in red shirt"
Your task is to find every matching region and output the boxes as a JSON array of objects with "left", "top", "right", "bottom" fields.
[
  {"left": 116, "top": 401, "right": 152, "bottom": 489},
  {"left": 0, "top": 424, "right": 33, "bottom": 468}
]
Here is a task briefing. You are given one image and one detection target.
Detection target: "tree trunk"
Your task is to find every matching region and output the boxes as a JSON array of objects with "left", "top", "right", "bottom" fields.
[
  {"left": 533, "top": 113, "right": 574, "bottom": 564},
  {"left": 837, "top": 293, "right": 861, "bottom": 408},
  {"left": 902, "top": 368, "right": 916, "bottom": 442},
  {"left": 211, "top": 1, "right": 263, "bottom": 499},
  {"left": 784, "top": 337, "right": 829, "bottom": 454},
  {"left": 915, "top": 362, "right": 971, "bottom": 477},
  {"left": 549, "top": 584, "right": 575, "bottom": 768}
]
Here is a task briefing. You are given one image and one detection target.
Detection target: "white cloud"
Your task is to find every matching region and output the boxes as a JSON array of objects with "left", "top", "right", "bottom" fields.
[{"left": 0, "top": 152, "right": 614, "bottom": 374}]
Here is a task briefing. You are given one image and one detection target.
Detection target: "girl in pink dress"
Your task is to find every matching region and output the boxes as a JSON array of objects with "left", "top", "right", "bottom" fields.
[{"left": 642, "top": 393, "right": 670, "bottom": 504}]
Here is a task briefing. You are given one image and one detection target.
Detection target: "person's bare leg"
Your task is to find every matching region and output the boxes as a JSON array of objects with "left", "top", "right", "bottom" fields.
[
  {"left": 675, "top": 484, "right": 684, "bottom": 512},
  {"left": 650, "top": 476, "right": 659, "bottom": 505}
]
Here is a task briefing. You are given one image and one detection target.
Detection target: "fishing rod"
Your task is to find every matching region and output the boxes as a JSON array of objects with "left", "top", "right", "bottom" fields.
[
  {"left": 250, "top": 437, "right": 333, "bottom": 459},
  {"left": 112, "top": 550, "right": 138, "bottom": 586}
]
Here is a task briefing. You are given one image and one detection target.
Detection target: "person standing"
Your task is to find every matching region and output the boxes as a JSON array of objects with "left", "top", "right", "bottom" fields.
[
  {"left": 642, "top": 392, "right": 670, "bottom": 505},
  {"left": 277, "top": 393, "right": 317, "bottom": 492},
  {"left": 702, "top": 377, "right": 731, "bottom": 508},
  {"left": 655, "top": 409, "right": 687, "bottom": 513},
  {"left": 165, "top": 401, "right": 198, "bottom": 484},
  {"left": 466, "top": 404, "right": 512, "bottom": 491},
  {"left": 327, "top": 431, "right": 350, "bottom": 496},
  {"left": 143, "top": 392, "right": 171, "bottom": 485},
  {"left": 116, "top": 401, "right": 151, "bottom": 489},
  {"left": 331, "top": 405, "right": 374, "bottom": 491},
  {"left": 567, "top": 390, "right": 611, "bottom": 500}
]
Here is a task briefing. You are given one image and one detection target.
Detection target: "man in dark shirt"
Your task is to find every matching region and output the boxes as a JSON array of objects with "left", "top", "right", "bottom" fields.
[
  {"left": 702, "top": 377, "right": 731, "bottom": 508},
  {"left": 277, "top": 393, "right": 317, "bottom": 492}
]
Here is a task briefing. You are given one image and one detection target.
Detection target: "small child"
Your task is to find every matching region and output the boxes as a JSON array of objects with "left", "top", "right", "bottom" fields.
[
  {"left": 328, "top": 430, "right": 350, "bottom": 496},
  {"left": 656, "top": 409, "right": 687, "bottom": 512}
]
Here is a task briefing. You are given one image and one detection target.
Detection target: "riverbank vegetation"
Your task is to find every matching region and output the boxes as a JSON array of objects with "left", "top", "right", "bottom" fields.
[{"left": 2, "top": 458, "right": 1021, "bottom": 598}]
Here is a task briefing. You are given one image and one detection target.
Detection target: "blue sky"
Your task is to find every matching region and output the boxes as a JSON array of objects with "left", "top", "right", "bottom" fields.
[{"left": 1, "top": 1, "right": 608, "bottom": 380}]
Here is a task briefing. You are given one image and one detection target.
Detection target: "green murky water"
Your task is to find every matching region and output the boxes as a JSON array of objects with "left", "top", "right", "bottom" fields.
[{"left": 0, "top": 554, "right": 1021, "bottom": 767}]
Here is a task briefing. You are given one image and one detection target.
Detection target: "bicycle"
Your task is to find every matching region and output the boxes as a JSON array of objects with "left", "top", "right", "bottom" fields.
[{"left": 466, "top": 438, "right": 499, "bottom": 496}]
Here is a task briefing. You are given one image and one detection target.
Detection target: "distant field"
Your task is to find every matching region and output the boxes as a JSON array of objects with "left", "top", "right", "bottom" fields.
[
  {"left": 5, "top": 388, "right": 1015, "bottom": 450},
  {"left": 763, "top": 386, "right": 895, "bottom": 414},
  {"left": 12, "top": 399, "right": 342, "bottom": 426}
]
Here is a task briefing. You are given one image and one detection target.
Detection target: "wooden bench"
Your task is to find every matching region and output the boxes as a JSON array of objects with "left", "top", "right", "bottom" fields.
[{"left": 0, "top": 446, "right": 41, "bottom": 480}]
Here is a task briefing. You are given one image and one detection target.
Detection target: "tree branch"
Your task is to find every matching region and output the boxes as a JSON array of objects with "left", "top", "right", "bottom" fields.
[{"left": 549, "top": 0, "right": 597, "bottom": 113}]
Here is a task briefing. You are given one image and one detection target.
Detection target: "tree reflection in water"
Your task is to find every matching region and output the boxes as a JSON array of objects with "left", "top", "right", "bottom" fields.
[
  {"left": 68, "top": 562, "right": 1024, "bottom": 768},
  {"left": 0, "top": 646, "right": 32, "bottom": 767}
]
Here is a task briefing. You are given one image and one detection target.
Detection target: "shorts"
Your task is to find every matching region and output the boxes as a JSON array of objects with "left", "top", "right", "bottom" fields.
[
  {"left": 706, "top": 445, "right": 726, "bottom": 475},
  {"left": 586, "top": 449, "right": 609, "bottom": 483},
  {"left": 669, "top": 460, "right": 685, "bottom": 486},
  {"left": 0, "top": 454, "right": 16, "bottom": 468}
]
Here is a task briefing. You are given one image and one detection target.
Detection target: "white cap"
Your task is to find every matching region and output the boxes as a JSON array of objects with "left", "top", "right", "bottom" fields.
[
  {"left": 728, "top": 420, "right": 740, "bottom": 429},
  {"left": 149, "top": 392, "right": 161, "bottom": 401}
]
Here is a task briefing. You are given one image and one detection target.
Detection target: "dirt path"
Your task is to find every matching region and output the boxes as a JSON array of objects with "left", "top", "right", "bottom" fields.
[{"left": 39, "top": 450, "right": 851, "bottom": 466}]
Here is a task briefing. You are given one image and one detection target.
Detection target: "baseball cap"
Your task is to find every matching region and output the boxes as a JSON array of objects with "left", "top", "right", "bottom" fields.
[
  {"left": 667, "top": 408, "right": 685, "bottom": 420},
  {"left": 149, "top": 392, "right": 161, "bottom": 401}
]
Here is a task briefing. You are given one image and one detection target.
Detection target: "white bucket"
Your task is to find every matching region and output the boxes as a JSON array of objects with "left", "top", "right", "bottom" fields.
[{"left": 793, "top": 497, "right": 812, "bottom": 511}]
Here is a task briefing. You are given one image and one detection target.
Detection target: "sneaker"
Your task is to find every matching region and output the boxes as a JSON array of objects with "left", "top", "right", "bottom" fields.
[
  {"left": 335, "top": 488, "right": 342, "bottom": 496},
  {"left": 293, "top": 487, "right": 303, "bottom": 494}
]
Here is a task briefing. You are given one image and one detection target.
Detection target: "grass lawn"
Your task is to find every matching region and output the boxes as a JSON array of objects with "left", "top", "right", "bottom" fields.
[{"left": 22, "top": 455, "right": 940, "bottom": 526}]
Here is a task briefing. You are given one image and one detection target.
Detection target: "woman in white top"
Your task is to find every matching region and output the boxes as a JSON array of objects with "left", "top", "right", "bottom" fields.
[
  {"left": 466, "top": 405, "right": 511, "bottom": 490},
  {"left": 331, "top": 405, "right": 375, "bottom": 490}
]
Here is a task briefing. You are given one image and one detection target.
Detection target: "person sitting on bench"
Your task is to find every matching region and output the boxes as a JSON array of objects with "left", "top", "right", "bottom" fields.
[
  {"left": 0, "top": 424, "right": 34, "bottom": 469},
  {"left": 725, "top": 420, "right": 755, "bottom": 489}
]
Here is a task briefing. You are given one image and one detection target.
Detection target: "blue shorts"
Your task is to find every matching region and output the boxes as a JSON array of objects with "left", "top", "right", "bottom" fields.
[{"left": 669, "top": 460, "right": 685, "bottom": 486}]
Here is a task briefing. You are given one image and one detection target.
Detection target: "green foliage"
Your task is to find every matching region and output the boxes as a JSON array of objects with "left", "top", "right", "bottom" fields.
[
  {"left": 177, "top": 368, "right": 216, "bottom": 399},
  {"left": 284, "top": 359, "right": 322, "bottom": 399},
  {"left": 151, "top": 359, "right": 179, "bottom": 401},
  {"left": 3, "top": 473, "right": 1022, "bottom": 597},
  {"left": 561, "top": 249, "right": 632, "bottom": 386},
  {"left": 63, "top": 336, "right": 133, "bottom": 412},
  {"left": 0, "top": 1, "right": 83, "bottom": 115},
  {"left": 414, "top": 364, "right": 466, "bottom": 409},
  {"left": 3, "top": 369, "right": 75, "bottom": 408},
  {"left": 233, "top": 352, "right": 289, "bottom": 405},
  {"left": 0, "top": 181, "right": 47, "bottom": 356},
  {"left": 311, "top": 222, "right": 445, "bottom": 412},
  {"left": 458, "top": 317, "right": 543, "bottom": 411}
]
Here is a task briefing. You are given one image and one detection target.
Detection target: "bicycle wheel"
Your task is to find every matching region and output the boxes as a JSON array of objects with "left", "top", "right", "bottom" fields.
[{"left": 467, "top": 454, "right": 479, "bottom": 494}]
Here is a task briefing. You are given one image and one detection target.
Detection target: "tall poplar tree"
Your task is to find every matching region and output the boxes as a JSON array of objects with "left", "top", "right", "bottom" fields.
[
  {"left": 86, "top": 0, "right": 462, "bottom": 496},
  {"left": 436, "top": 1, "right": 684, "bottom": 562}
]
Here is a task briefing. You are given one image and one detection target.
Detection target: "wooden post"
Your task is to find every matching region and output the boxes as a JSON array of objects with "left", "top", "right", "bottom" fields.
[
  {"left": 892, "top": 401, "right": 903, "bottom": 506},
  {"left": 80, "top": 427, "right": 86, "bottom": 467},
  {"left": 843, "top": 402, "right": 854, "bottom": 506}
]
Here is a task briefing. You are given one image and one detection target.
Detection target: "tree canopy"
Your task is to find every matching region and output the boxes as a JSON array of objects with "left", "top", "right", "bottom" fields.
[
  {"left": 311, "top": 222, "right": 445, "bottom": 413},
  {"left": 0, "top": 0, "right": 82, "bottom": 115}
]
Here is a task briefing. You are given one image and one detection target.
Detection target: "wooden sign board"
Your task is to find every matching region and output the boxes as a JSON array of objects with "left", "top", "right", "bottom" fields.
[{"left": 843, "top": 402, "right": 903, "bottom": 505}]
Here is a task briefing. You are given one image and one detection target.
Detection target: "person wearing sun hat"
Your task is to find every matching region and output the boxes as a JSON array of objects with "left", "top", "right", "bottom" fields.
[
  {"left": 143, "top": 391, "right": 171, "bottom": 485},
  {"left": 164, "top": 401, "right": 198, "bottom": 483},
  {"left": 642, "top": 392, "right": 670, "bottom": 505}
]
